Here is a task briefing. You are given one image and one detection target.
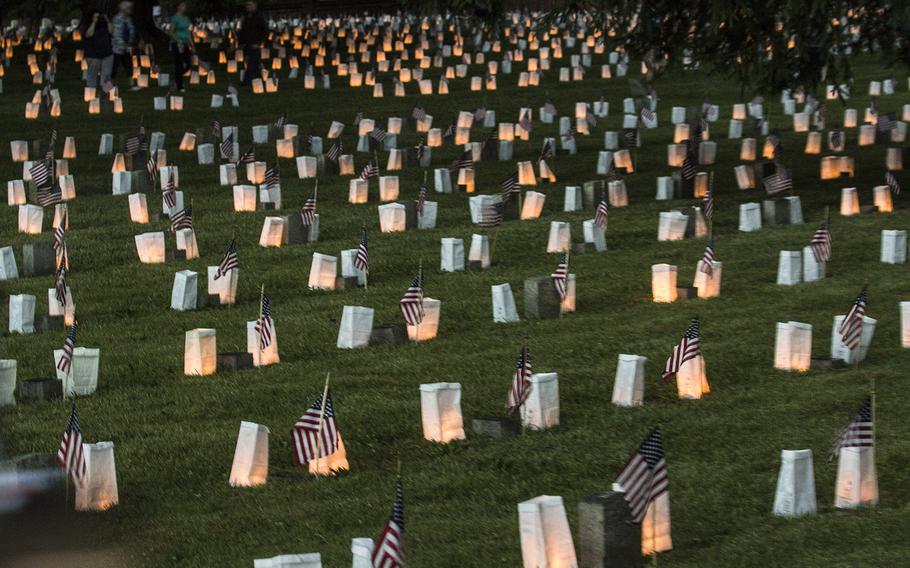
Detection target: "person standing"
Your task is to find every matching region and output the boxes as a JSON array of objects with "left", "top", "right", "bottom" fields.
[
  {"left": 237, "top": 0, "right": 267, "bottom": 89},
  {"left": 168, "top": 1, "right": 192, "bottom": 92},
  {"left": 82, "top": 9, "right": 114, "bottom": 91},
  {"left": 111, "top": 2, "right": 139, "bottom": 90}
]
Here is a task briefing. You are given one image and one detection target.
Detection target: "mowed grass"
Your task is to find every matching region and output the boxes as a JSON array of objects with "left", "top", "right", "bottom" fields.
[{"left": 0, "top": 35, "right": 909, "bottom": 566}]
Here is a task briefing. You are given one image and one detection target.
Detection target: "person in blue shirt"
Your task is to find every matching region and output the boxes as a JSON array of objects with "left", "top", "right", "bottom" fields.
[
  {"left": 167, "top": 1, "right": 193, "bottom": 92},
  {"left": 111, "top": 2, "right": 139, "bottom": 90}
]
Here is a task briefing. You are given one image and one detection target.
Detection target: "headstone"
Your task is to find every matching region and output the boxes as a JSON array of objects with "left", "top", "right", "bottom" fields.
[
  {"left": 370, "top": 323, "right": 408, "bottom": 346},
  {"left": 20, "top": 378, "right": 62, "bottom": 401},
  {"left": 471, "top": 417, "right": 519, "bottom": 438},
  {"left": 0, "top": 360, "right": 16, "bottom": 406},
  {"left": 22, "top": 242, "right": 55, "bottom": 277},
  {"left": 217, "top": 352, "right": 254, "bottom": 372},
  {"left": 524, "top": 276, "right": 561, "bottom": 320},
  {"left": 578, "top": 492, "right": 641, "bottom": 568}
]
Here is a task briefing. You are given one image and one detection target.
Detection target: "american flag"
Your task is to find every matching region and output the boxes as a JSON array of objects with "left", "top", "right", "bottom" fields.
[
  {"left": 400, "top": 270, "right": 424, "bottom": 326},
  {"left": 57, "top": 320, "right": 78, "bottom": 373},
  {"left": 615, "top": 428, "right": 669, "bottom": 523},
  {"left": 54, "top": 266, "right": 68, "bottom": 308},
  {"left": 170, "top": 205, "right": 193, "bottom": 232},
  {"left": 519, "top": 109, "right": 533, "bottom": 133},
  {"left": 585, "top": 107, "right": 598, "bottom": 127},
  {"left": 828, "top": 398, "right": 874, "bottom": 460},
  {"left": 139, "top": 126, "right": 149, "bottom": 152},
  {"left": 876, "top": 111, "right": 896, "bottom": 132},
  {"left": 214, "top": 239, "right": 239, "bottom": 280},
  {"left": 442, "top": 122, "right": 456, "bottom": 139},
  {"left": 220, "top": 132, "right": 235, "bottom": 162},
  {"left": 838, "top": 287, "right": 867, "bottom": 351},
  {"left": 354, "top": 227, "right": 369, "bottom": 273},
  {"left": 37, "top": 184, "right": 63, "bottom": 207},
  {"left": 292, "top": 390, "right": 339, "bottom": 465},
  {"left": 478, "top": 200, "right": 503, "bottom": 227},
  {"left": 662, "top": 316, "right": 701, "bottom": 381},
  {"left": 766, "top": 133, "right": 782, "bottom": 160},
  {"left": 544, "top": 97, "right": 557, "bottom": 116},
  {"left": 264, "top": 164, "right": 280, "bottom": 189},
  {"left": 501, "top": 173, "right": 520, "bottom": 197},
  {"left": 551, "top": 253, "right": 569, "bottom": 300},
  {"left": 30, "top": 158, "right": 53, "bottom": 189},
  {"left": 474, "top": 105, "right": 487, "bottom": 121},
  {"left": 702, "top": 183, "right": 714, "bottom": 220},
  {"left": 163, "top": 172, "right": 178, "bottom": 210},
  {"left": 829, "top": 129, "right": 843, "bottom": 150},
  {"left": 274, "top": 112, "right": 287, "bottom": 130},
  {"left": 538, "top": 139, "right": 554, "bottom": 162},
  {"left": 360, "top": 158, "right": 379, "bottom": 180},
  {"left": 53, "top": 211, "right": 68, "bottom": 269},
  {"left": 448, "top": 150, "right": 473, "bottom": 172},
  {"left": 594, "top": 197, "right": 608, "bottom": 230},
  {"left": 886, "top": 170, "right": 901, "bottom": 195},
  {"left": 300, "top": 192, "right": 317, "bottom": 225},
  {"left": 698, "top": 238, "right": 715, "bottom": 276},
  {"left": 763, "top": 163, "right": 792, "bottom": 194},
  {"left": 353, "top": 111, "right": 363, "bottom": 126},
  {"left": 485, "top": 127, "right": 500, "bottom": 146},
  {"left": 212, "top": 119, "right": 222, "bottom": 139},
  {"left": 623, "top": 128, "right": 638, "bottom": 148},
  {"left": 372, "top": 479, "right": 405, "bottom": 568},
  {"left": 147, "top": 152, "right": 158, "bottom": 183},
  {"left": 56, "top": 402, "right": 86, "bottom": 482},
  {"left": 412, "top": 102, "right": 426, "bottom": 121},
  {"left": 681, "top": 147, "right": 698, "bottom": 180},
  {"left": 810, "top": 220, "right": 832, "bottom": 262},
  {"left": 46, "top": 129, "right": 57, "bottom": 160},
  {"left": 506, "top": 344, "right": 532, "bottom": 415},
  {"left": 415, "top": 138, "right": 426, "bottom": 162},
  {"left": 124, "top": 133, "right": 141, "bottom": 156},
  {"left": 701, "top": 97, "right": 712, "bottom": 118},
  {"left": 254, "top": 293, "right": 273, "bottom": 350},
  {"left": 640, "top": 106, "right": 655, "bottom": 126},
  {"left": 370, "top": 127, "right": 388, "bottom": 142},
  {"left": 238, "top": 146, "right": 256, "bottom": 165},
  {"left": 325, "top": 138, "right": 343, "bottom": 163},
  {"left": 416, "top": 180, "right": 427, "bottom": 215}
]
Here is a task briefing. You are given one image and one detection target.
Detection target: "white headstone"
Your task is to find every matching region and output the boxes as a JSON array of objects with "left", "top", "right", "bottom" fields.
[{"left": 491, "top": 283, "right": 519, "bottom": 323}]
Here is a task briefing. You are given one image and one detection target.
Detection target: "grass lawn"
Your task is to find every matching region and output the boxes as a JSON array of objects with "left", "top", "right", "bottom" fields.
[{"left": 1, "top": 31, "right": 909, "bottom": 567}]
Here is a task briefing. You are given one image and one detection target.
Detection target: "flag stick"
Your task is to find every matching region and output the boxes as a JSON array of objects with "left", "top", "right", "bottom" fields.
[
  {"left": 362, "top": 223, "right": 369, "bottom": 291},
  {"left": 415, "top": 261, "right": 423, "bottom": 343},
  {"left": 256, "top": 284, "right": 264, "bottom": 367},
  {"left": 313, "top": 372, "right": 331, "bottom": 479},
  {"left": 558, "top": 250, "right": 569, "bottom": 319}
]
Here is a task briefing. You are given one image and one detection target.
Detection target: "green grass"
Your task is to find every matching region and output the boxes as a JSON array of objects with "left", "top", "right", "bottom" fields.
[{"left": 1, "top": 38, "right": 909, "bottom": 567}]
